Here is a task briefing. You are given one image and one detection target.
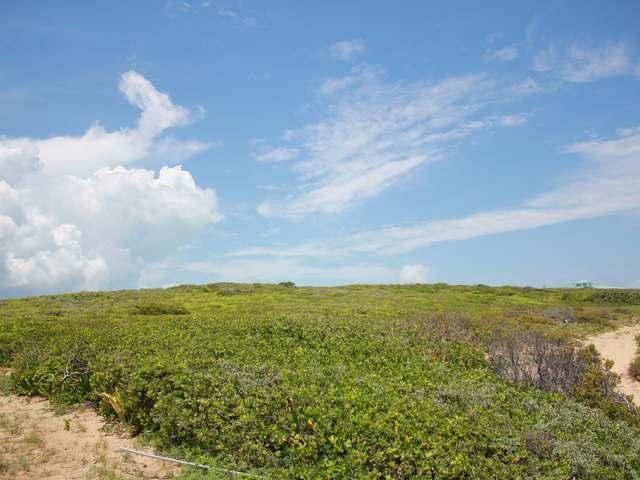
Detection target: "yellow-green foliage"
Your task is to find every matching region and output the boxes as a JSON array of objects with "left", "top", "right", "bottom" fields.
[
  {"left": 1, "top": 283, "right": 640, "bottom": 479},
  {"left": 631, "top": 335, "right": 640, "bottom": 382}
]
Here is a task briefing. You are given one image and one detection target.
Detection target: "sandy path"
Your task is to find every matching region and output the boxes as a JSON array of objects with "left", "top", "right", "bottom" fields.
[
  {"left": 0, "top": 394, "right": 180, "bottom": 480},
  {"left": 586, "top": 325, "right": 640, "bottom": 405}
]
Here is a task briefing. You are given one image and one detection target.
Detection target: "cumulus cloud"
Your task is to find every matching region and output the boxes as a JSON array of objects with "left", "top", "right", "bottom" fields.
[
  {"left": 1, "top": 70, "right": 207, "bottom": 177},
  {"left": 258, "top": 70, "right": 530, "bottom": 219},
  {"left": 0, "top": 141, "right": 41, "bottom": 181},
  {"left": 0, "top": 72, "right": 220, "bottom": 296},
  {"left": 329, "top": 38, "right": 366, "bottom": 61},
  {"left": 5, "top": 224, "right": 108, "bottom": 290},
  {"left": 236, "top": 127, "right": 640, "bottom": 258},
  {"left": 0, "top": 164, "right": 220, "bottom": 295},
  {"left": 533, "top": 42, "right": 631, "bottom": 82}
]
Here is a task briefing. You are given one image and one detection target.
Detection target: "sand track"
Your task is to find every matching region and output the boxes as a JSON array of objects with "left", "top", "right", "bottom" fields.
[
  {"left": 0, "top": 394, "right": 179, "bottom": 480},
  {"left": 587, "top": 325, "right": 640, "bottom": 406}
]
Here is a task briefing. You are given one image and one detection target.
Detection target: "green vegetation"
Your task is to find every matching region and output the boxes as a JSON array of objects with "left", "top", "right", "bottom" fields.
[
  {"left": 588, "top": 289, "right": 640, "bottom": 305},
  {"left": 631, "top": 335, "right": 640, "bottom": 382},
  {"left": 1, "top": 283, "right": 640, "bottom": 479}
]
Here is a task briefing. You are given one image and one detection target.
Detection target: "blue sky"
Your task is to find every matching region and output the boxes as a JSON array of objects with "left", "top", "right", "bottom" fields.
[{"left": 1, "top": 1, "right": 639, "bottom": 296}]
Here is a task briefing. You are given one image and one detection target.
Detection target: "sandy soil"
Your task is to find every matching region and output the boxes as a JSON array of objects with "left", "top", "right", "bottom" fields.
[
  {"left": 0, "top": 393, "right": 180, "bottom": 480},
  {"left": 586, "top": 325, "right": 640, "bottom": 406}
]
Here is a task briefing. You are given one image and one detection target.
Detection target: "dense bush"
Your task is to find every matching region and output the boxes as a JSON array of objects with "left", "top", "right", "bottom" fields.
[
  {"left": 132, "top": 302, "right": 189, "bottom": 315},
  {"left": 631, "top": 335, "right": 640, "bottom": 382},
  {"left": 2, "top": 284, "right": 640, "bottom": 478},
  {"left": 589, "top": 289, "right": 640, "bottom": 305}
]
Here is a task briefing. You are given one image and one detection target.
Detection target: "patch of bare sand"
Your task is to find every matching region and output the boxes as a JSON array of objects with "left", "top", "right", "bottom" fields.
[
  {"left": 587, "top": 325, "right": 640, "bottom": 406},
  {"left": 0, "top": 394, "right": 180, "bottom": 480}
]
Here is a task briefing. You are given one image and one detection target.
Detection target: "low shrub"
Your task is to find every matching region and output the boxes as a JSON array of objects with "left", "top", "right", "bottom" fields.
[
  {"left": 132, "top": 303, "right": 189, "bottom": 315},
  {"left": 3, "top": 284, "right": 640, "bottom": 478},
  {"left": 540, "top": 307, "right": 577, "bottom": 324},
  {"left": 588, "top": 289, "right": 640, "bottom": 305},
  {"left": 631, "top": 336, "right": 640, "bottom": 382}
]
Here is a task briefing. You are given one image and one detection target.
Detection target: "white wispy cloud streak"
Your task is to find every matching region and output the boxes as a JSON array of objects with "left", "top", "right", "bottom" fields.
[
  {"left": 142, "top": 256, "right": 428, "bottom": 286},
  {"left": 533, "top": 42, "right": 632, "bottom": 82},
  {"left": 329, "top": 38, "right": 367, "bottom": 61},
  {"left": 253, "top": 146, "right": 298, "bottom": 163},
  {"left": 484, "top": 45, "right": 519, "bottom": 62},
  {"left": 237, "top": 127, "right": 640, "bottom": 258},
  {"left": 257, "top": 67, "right": 529, "bottom": 219}
]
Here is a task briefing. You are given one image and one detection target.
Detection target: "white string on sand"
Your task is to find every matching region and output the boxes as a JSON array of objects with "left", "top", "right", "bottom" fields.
[{"left": 116, "top": 447, "right": 266, "bottom": 478}]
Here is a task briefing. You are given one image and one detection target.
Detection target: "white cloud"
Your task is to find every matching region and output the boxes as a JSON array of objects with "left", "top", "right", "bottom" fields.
[
  {"left": 254, "top": 146, "right": 298, "bottom": 163},
  {"left": 0, "top": 165, "right": 220, "bottom": 294},
  {"left": 144, "top": 256, "right": 426, "bottom": 286},
  {"left": 217, "top": 7, "right": 237, "bottom": 17},
  {"left": 237, "top": 127, "right": 640, "bottom": 258},
  {"left": 5, "top": 224, "right": 108, "bottom": 289},
  {"left": 533, "top": 42, "right": 631, "bottom": 82},
  {"left": 0, "top": 72, "right": 221, "bottom": 296},
  {"left": 496, "top": 114, "right": 528, "bottom": 127},
  {"left": 349, "top": 128, "right": 640, "bottom": 253},
  {"left": 186, "top": 258, "right": 393, "bottom": 284},
  {"left": 0, "top": 141, "right": 41, "bottom": 181},
  {"left": 329, "top": 38, "right": 366, "bottom": 61},
  {"left": 510, "top": 77, "right": 544, "bottom": 95},
  {"left": 486, "top": 33, "right": 501, "bottom": 45},
  {"left": 166, "top": 1, "right": 257, "bottom": 25},
  {"left": 227, "top": 241, "right": 345, "bottom": 259},
  {"left": 258, "top": 70, "right": 529, "bottom": 219},
  {"left": 318, "top": 64, "right": 380, "bottom": 96},
  {"left": 532, "top": 46, "right": 555, "bottom": 72},
  {"left": 484, "top": 45, "right": 519, "bottom": 62},
  {"left": 399, "top": 264, "right": 429, "bottom": 283},
  {"left": 1, "top": 71, "right": 206, "bottom": 177}
]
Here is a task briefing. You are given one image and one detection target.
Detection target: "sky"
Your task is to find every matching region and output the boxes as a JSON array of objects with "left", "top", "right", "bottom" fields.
[{"left": 1, "top": 0, "right": 640, "bottom": 297}]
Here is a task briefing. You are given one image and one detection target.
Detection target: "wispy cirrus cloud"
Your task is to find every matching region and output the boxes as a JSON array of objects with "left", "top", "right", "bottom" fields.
[
  {"left": 257, "top": 66, "right": 529, "bottom": 219},
  {"left": 253, "top": 145, "right": 298, "bottom": 163},
  {"left": 329, "top": 38, "right": 367, "bottom": 61},
  {"left": 142, "top": 256, "right": 428, "bottom": 287},
  {"left": 533, "top": 42, "right": 632, "bottom": 82},
  {"left": 484, "top": 45, "right": 519, "bottom": 62},
  {"left": 165, "top": 1, "right": 259, "bottom": 26},
  {"left": 239, "top": 127, "right": 640, "bottom": 258}
]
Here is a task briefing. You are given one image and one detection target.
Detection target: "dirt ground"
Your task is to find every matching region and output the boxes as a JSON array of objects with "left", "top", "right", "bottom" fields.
[
  {"left": 587, "top": 325, "right": 640, "bottom": 406},
  {"left": 0, "top": 393, "right": 180, "bottom": 480}
]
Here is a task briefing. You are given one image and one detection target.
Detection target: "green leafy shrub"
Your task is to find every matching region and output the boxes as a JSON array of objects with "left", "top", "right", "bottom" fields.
[
  {"left": 631, "top": 335, "right": 640, "bottom": 382},
  {"left": 132, "top": 303, "right": 189, "bottom": 315},
  {"left": 588, "top": 289, "right": 640, "bottom": 305},
  {"left": 2, "top": 283, "right": 640, "bottom": 478}
]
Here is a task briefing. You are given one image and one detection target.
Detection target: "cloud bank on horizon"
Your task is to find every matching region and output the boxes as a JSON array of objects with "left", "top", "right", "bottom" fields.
[{"left": 1, "top": 1, "right": 639, "bottom": 295}]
